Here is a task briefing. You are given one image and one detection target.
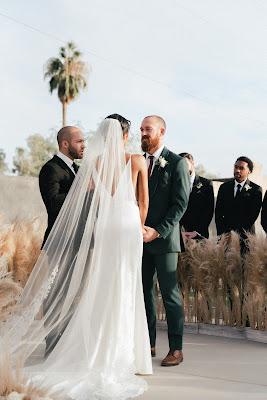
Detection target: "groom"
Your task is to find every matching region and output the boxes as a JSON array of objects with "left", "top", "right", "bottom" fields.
[{"left": 141, "top": 115, "right": 190, "bottom": 367}]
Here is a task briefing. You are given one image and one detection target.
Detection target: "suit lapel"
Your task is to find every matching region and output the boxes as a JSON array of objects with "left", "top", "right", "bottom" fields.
[
  {"left": 239, "top": 179, "right": 250, "bottom": 197},
  {"left": 53, "top": 155, "right": 75, "bottom": 178},
  {"left": 192, "top": 175, "right": 200, "bottom": 192},
  {"left": 148, "top": 147, "right": 169, "bottom": 198},
  {"left": 228, "top": 179, "right": 236, "bottom": 201}
]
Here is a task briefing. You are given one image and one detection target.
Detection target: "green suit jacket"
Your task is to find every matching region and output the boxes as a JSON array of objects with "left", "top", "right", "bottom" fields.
[{"left": 144, "top": 147, "right": 190, "bottom": 254}]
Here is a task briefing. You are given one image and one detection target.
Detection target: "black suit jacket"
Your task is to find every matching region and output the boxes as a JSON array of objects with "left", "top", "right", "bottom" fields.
[
  {"left": 144, "top": 147, "right": 190, "bottom": 254},
  {"left": 39, "top": 155, "right": 77, "bottom": 245},
  {"left": 180, "top": 175, "right": 214, "bottom": 238},
  {"left": 215, "top": 179, "right": 262, "bottom": 237},
  {"left": 261, "top": 190, "right": 267, "bottom": 233}
]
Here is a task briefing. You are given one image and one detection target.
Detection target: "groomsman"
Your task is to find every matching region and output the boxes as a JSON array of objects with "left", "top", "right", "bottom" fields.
[
  {"left": 261, "top": 191, "right": 267, "bottom": 233},
  {"left": 141, "top": 115, "right": 190, "bottom": 367},
  {"left": 39, "top": 126, "right": 85, "bottom": 247},
  {"left": 39, "top": 126, "right": 85, "bottom": 356},
  {"left": 215, "top": 156, "right": 262, "bottom": 248},
  {"left": 179, "top": 152, "right": 214, "bottom": 239}
]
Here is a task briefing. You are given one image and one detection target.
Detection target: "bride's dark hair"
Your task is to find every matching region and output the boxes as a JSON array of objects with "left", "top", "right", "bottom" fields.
[{"left": 105, "top": 113, "right": 131, "bottom": 134}]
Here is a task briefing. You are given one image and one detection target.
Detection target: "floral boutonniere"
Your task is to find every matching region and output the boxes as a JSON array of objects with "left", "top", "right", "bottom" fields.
[
  {"left": 244, "top": 183, "right": 252, "bottom": 191},
  {"left": 196, "top": 182, "right": 203, "bottom": 190},
  {"left": 157, "top": 156, "right": 168, "bottom": 168}
]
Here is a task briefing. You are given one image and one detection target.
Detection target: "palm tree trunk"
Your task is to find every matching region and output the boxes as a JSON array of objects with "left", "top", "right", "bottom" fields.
[{"left": 62, "top": 101, "right": 67, "bottom": 127}]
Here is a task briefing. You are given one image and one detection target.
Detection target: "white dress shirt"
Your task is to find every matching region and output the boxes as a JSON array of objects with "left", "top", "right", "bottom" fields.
[
  {"left": 56, "top": 151, "right": 76, "bottom": 175},
  {"left": 234, "top": 179, "right": 246, "bottom": 197},
  {"left": 190, "top": 171, "right": 196, "bottom": 191},
  {"left": 145, "top": 145, "right": 165, "bottom": 175}
]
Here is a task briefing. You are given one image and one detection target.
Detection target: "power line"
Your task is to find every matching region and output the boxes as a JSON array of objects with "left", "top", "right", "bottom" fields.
[
  {"left": 0, "top": 10, "right": 171, "bottom": 89},
  {"left": 0, "top": 8, "right": 266, "bottom": 128}
]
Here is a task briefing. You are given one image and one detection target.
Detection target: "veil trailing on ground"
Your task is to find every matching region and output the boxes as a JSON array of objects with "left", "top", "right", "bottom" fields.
[{"left": 0, "top": 118, "right": 152, "bottom": 399}]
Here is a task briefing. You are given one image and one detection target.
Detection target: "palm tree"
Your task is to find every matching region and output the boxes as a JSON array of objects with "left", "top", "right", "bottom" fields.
[{"left": 44, "top": 42, "right": 88, "bottom": 126}]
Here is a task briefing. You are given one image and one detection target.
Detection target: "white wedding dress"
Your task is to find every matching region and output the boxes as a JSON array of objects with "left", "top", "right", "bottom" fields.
[{"left": 0, "top": 119, "right": 152, "bottom": 400}]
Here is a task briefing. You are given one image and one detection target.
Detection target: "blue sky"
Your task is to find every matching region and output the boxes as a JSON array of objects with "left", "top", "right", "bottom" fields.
[{"left": 1, "top": 0, "right": 267, "bottom": 176}]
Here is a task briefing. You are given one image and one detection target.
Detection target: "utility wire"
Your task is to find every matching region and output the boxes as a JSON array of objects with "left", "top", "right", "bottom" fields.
[{"left": 0, "top": 8, "right": 267, "bottom": 128}]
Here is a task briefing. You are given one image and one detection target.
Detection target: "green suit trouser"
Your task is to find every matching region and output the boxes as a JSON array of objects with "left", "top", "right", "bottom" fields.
[{"left": 142, "top": 250, "right": 184, "bottom": 351}]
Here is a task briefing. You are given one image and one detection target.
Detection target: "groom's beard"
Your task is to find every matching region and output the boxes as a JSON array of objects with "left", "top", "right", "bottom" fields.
[{"left": 141, "top": 135, "right": 160, "bottom": 153}]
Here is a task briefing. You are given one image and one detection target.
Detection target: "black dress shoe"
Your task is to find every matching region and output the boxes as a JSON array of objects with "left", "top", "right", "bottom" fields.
[{"left": 151, "top": 347, "right": 156, "bottom": 357}]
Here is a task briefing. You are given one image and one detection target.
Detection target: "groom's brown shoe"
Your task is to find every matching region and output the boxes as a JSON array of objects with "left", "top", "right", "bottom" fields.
[
  {"left": 161, "top": 350, "right": 183, "bottom": 367},
  {"left": 151, "top": 347, "right": 156, "bottom": 357}
]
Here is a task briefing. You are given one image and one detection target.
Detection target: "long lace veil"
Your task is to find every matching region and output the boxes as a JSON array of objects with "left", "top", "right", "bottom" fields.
[{"left": 0, "top": 118, "right": 133, "bottom": 365}]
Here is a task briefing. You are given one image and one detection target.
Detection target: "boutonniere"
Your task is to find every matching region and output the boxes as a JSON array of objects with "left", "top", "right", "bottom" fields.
[
  {"left": 244, "top": 184, "right": 252, "bottom": 191},
  {"left": 157, "top": 156, "right": 168, "bottom": 168},
  {"left": 196, "top": 182, "right": 203, "bottom": 189}
]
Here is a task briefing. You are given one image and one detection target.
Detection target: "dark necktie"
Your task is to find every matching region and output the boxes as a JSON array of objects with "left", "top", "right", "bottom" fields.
[
  {"left": 235, "top": 183, "right": 241, "bottom": 198},
  {"left": 72, "top": 162, "right": 79, "bottom": 174},
  {"left": 148, "top": 155, "right": 154, "bottom": 177}
]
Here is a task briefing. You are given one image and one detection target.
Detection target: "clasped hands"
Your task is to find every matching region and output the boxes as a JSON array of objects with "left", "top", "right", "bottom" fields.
[{"left": 143, "top": 226, "right": 160, "bottom": 243}]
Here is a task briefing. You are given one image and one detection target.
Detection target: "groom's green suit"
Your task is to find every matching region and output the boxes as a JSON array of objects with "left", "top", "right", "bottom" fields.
[{"left": 142, "top": 147, "right": 190, "bottom": 351}]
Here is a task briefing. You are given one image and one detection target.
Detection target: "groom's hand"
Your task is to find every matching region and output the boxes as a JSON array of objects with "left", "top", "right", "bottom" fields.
[{"left": 143, "top": 226, "right": 160, "bottom": 243}]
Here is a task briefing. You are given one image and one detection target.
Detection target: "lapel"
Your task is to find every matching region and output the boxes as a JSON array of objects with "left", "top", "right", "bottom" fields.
[
  {"left": 192, "top": 175, "right": 201, "bottom": 192},
  {"left": 229, "top": 179, "right": 235, "bottom": 200},
  {"left": 53, "top": 155, "right": 75, "bottom": 178},
  {"left": 148, "top": 146, "right": 169, "bottom": 199},
  {"left": 239, "top": 179, "right": 250, "bottom": 197}
]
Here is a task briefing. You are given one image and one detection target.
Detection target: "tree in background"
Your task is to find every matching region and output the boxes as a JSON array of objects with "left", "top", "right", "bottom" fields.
[
  {"left": 44, "top": 42, "right": 89, "bottom": 126},
  {"left": 13, "top": 134, "right": 57, "bottom": 177},
  {"left": 0, "top": 149, "right": 8, "bottom": 174},
  {"left": 195, "top": 163, "right": 217, "bottom": 179}
]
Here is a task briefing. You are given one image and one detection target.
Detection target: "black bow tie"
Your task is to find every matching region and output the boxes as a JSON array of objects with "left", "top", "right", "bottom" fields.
[{"left": 72, "top": 162, "right": 79, "bottom": 173}]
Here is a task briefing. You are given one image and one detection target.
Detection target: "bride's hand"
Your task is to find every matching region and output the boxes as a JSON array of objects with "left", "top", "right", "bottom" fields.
[{"left": 143, "top": 226, "right": 160, "bottom": 243}]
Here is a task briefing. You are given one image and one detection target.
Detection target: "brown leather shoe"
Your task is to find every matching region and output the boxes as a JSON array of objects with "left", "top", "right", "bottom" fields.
[
  {"left": 151, "top": 347, "right": 156, "bottom": 357},
  {"left": 161, "top": 350, "right": 183, "bottom": 367}
]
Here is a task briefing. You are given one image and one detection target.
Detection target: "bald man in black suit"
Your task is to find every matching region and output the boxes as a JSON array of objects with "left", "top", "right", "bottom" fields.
[{"left": 39, "top": 126, "right": 85, "bottom": 246}]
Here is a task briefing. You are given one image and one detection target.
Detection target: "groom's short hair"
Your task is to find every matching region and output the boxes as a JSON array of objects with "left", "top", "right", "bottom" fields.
[{"left": 144, "top": 115, "right": 166, "bottom": 130}]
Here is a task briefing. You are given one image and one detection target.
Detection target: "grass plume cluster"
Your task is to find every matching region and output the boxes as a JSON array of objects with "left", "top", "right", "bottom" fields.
[
  {"left": 0, "top": 350, "right": 59, "bottom": 400},
  {"left": 0, "top": 217, "right": 265, "bottom": 330},
  {"left": 160, "top": 232, "right": 267, "bottom": 330},
  {"left": 0, "top": 256, "right": 22, "bottom": 321},
  {"left": 0, "top": 218, "right": 44, "bottom": 287}
]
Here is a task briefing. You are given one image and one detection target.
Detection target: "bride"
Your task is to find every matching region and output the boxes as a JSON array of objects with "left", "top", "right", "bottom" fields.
[{"left": 0, "top": 114, "right": 152, "bottom": 399}]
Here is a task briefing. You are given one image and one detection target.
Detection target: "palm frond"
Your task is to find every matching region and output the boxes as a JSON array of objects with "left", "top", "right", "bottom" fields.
[{"left": 44, "top": 42, "right": 89, "bottom": 111}]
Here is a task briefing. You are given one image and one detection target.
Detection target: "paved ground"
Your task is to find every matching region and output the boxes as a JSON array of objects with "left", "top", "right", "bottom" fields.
[{"left": 140, "top": 331, "right": 267, "bottom": 400}]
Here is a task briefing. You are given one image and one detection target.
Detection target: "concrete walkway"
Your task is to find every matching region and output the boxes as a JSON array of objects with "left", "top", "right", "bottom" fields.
[{"left": 141, "top": 331, "right": 267, "bottom": 400}]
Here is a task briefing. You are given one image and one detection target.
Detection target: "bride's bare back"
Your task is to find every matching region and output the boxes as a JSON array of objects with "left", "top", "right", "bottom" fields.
[{"left": 125, "top": 153, "right": 148, "bottom": 227}]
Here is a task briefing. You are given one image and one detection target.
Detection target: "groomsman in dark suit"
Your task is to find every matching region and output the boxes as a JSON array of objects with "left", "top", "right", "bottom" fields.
[
  {"left": 39, "top": 126, "right": 85, "bottom": 356},
  {"left": 179, "top": 152, "right": 214, "bottom": 240},
  {"left": 141, "top": 115, "right": 190, "bottom": 367},
  {"left": 261, "top": 191, "right": 267, "bottom": 233},
  {"left": 215, "top": 156, "right": 262, "bottom": 246},
  {"left": 39, "top": 126, "right": 85, "bottom": 247}
]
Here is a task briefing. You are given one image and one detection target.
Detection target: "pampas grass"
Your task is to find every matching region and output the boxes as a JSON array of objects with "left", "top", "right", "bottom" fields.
[
  {"left": 163, "top": 232, "right": 267, "bottom": 330},
  {"left": 178, "top": 235, "right": 229, "bottom": 325},
  {"left": 0, "top": 256, "right": 22, "bottom": 321},
  {"left": 0, "top": 350, "right": 59, "bottom": 400},
  {"left": 0, "top": 218, "right": 44, "bottom": 287},
  {"left": 243, "top": 233, "right": 267, "bottom": 330},
  {"left": 0, "top": 214, "right": 265, "bottom": 330}
]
